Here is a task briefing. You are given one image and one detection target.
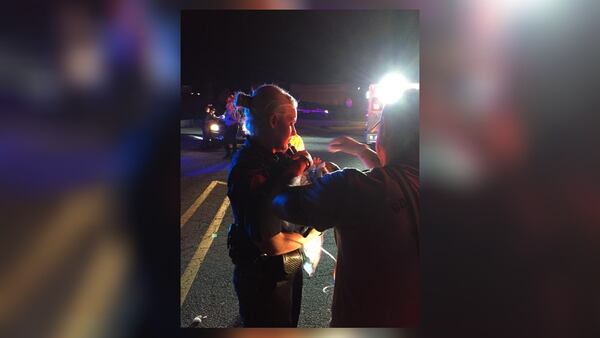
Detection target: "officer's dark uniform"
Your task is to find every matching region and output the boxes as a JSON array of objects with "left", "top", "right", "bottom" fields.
[{"left": 227, "top": 137, "right": 303, "bottom": 327}]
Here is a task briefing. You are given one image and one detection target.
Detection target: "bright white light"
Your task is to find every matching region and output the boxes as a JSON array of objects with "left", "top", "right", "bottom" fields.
[
  {"left": 376, "top": 72, "right": 420, "bottom": 104},
  {"left": 191, "top": 135, "right": 204, "bottom": 140},
  {"left": 209, "top": 124, "right": 220, "bottom": 132},
  {"left": 377, "top": 73, "right": 408, "bottom": 104}
]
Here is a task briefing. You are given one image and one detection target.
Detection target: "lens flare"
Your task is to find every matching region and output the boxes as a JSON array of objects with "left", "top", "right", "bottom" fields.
[{"left": 376, "top": 73, "right": 420, "bottom": 104}]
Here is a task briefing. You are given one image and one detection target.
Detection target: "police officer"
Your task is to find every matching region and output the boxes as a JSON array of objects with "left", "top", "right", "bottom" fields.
[
  {"left": 227, "top": 84, "right": 320, "bottom": 327},
  {"left": 223, "top": 94, "right": 241, "bottom": 159}
]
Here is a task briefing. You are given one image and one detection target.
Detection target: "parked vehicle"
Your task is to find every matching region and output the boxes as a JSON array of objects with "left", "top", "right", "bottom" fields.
[
  {"left": 365, "top": 84, "right": 383, "bottom": 145},
  {"left": 201, "top": 104, "right": 226, "bottom": 148}
]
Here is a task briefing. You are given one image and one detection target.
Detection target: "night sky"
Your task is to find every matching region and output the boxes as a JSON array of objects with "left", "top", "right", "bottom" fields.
[{"left": 182, "top": 10, "right": 419, "bottom": 91}]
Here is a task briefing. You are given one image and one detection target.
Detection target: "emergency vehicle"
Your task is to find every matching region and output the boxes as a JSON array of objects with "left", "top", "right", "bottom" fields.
[
  {"left": 364, "top": 73, "right": 420, "bottom": 145},
  {"left": 365, "top": 83, "right": 384, "bottom": 145}
]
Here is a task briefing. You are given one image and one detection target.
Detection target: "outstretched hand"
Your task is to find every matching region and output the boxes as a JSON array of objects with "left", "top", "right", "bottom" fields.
[
  {"left": 328, "top": 135, "right": 382, "bottom": 168},
  {"left": 328, "top": 136, "right": 367, "bottom": 156}
]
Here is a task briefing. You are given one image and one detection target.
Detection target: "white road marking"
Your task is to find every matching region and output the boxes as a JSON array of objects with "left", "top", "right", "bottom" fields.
[
  {"left": 180, "top": 180, "right": 226, "bottom": 228},
  {"left": 180, "top": 195, "right": 230, "bottom": 306}
]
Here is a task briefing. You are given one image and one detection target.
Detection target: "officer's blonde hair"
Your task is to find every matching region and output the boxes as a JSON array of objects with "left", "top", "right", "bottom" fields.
[{"left": 234, "top": 84, "right": 298, "bottom": 136}]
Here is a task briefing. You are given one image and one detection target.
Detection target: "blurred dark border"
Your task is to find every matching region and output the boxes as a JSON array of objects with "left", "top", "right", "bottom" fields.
[{"left": 2, "top": 1, "right": 600, "bottom": 338}]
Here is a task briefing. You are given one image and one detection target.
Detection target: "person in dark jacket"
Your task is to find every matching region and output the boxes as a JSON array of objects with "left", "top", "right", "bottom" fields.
[
  {"left": 227, "top": 84, "right": 320, "bottom": 327},
  {"left": 272, "top": 89, "right": 420, "bottom": 327}
]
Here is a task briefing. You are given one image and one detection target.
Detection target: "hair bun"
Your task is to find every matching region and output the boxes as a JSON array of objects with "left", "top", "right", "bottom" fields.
[{"left": 234, "top": 92, "right": 252, "bottom": 108}]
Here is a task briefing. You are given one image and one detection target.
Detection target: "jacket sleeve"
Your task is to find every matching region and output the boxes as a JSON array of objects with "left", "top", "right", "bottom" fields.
[{"left": 271, "top": 168, "right": 362, "bottom": 231}]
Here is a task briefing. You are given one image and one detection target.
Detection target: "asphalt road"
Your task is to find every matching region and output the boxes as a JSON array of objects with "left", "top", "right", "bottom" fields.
[{"left": 180, "top": 119, "right": 366, "bottom": 328}]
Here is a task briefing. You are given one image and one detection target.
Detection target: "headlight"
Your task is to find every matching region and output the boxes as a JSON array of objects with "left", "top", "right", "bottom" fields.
[
  {"left": 209, "top": 123, "right": 220, "bottom": 132},
  {"left": 376, "top": 72, "right": 419, "bottom": 104}
]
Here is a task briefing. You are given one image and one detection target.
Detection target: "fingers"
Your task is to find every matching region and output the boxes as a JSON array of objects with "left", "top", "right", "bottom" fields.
[
  {"left": 313, "top": 156, "right": 323, "bottom": 167},
  {"left": 328, "top": 136, "right": 360, "bottom": 154},
  {"left": 329, "top": 135, "right": 356, "bottom": 147},
  {"left": 292, "top": 150, "right": 313, "bottom": 169},
  {"left": 295, "top": 150, "right": 312, "bottom": 162},
  {"left": 327, "top": 141, "right": 343, "bottom": 152},
  {"left": 327, "top": 136, "right": 348, "bottom": 152}
]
